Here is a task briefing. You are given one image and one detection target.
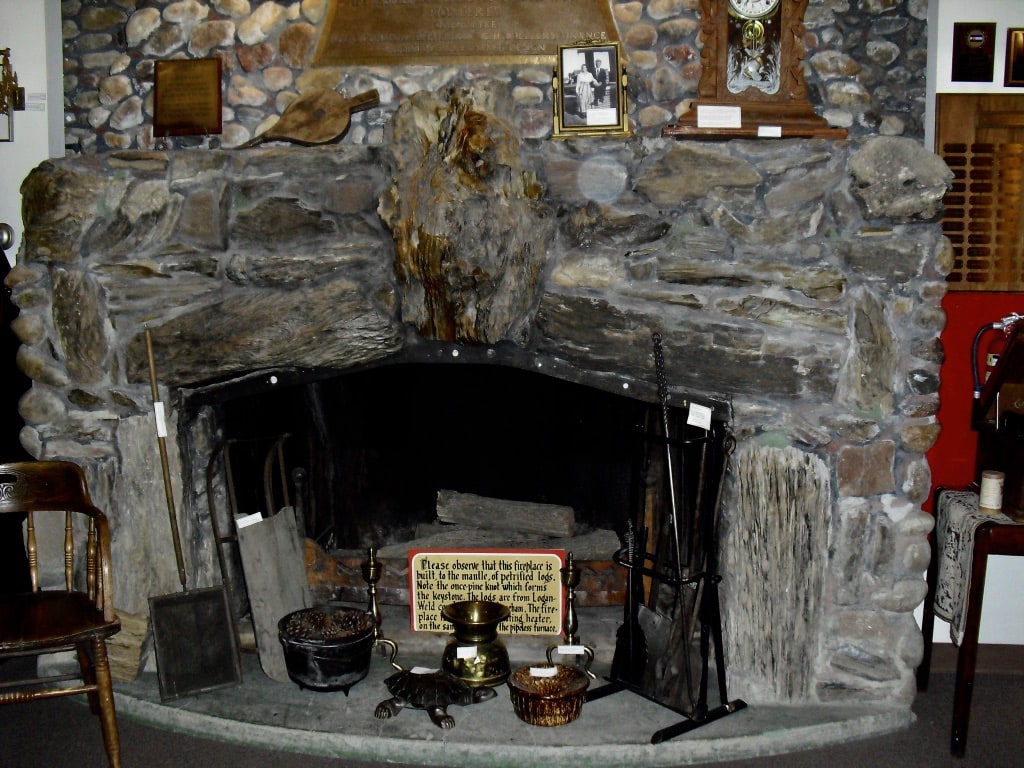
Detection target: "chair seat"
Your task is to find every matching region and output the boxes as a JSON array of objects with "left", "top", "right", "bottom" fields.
[{"left": 0, "top": 591, "right": 121, "bottom": 653}]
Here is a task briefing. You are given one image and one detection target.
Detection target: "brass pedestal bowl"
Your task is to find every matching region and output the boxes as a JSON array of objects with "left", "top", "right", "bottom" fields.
[{"left": 440, "top": 600, "right": 511, "bottom": 687}]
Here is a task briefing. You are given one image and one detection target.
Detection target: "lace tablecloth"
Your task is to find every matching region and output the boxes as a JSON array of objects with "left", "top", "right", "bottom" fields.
[{"left": 933, "top": 490, "right": 1024, "bottom": 645}]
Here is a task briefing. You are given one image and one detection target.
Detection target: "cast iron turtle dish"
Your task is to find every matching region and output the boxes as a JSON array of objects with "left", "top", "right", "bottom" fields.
[{"left": 374, "top": 669, "right": 497, "bottom": 729}]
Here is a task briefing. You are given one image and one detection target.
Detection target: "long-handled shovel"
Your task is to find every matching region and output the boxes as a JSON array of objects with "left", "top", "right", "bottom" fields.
[{"left": 145, "top": 328, "right": 242, "bottom": 701}]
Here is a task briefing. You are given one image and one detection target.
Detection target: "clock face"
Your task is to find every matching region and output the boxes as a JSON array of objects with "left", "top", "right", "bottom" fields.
[{"left": 728, "top": 0, "right": 781, "bottom": 20}]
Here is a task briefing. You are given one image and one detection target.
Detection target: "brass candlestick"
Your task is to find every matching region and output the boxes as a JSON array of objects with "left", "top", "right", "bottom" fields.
[
  {"left": 361, "top": 547, "right": 383, "bottom": 638},
  {"left": 361, "top": 547, "right": 399, "bottom": 668},
  {"left": 547, "top": 552, "right": 596, "bottom": 678}
]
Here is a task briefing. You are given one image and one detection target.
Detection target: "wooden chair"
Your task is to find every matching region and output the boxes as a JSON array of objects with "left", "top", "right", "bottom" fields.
[
  {"left": 0, "top": 460, "right": 122, "bottom": 768},
  {"left": 918, "top": 486, "right": 1024, "bottom": 758}
]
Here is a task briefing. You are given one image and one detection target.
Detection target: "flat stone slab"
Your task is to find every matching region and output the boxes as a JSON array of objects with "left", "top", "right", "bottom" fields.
[{"left": 113, "top": 606, "right": 913, "bottom": 767}]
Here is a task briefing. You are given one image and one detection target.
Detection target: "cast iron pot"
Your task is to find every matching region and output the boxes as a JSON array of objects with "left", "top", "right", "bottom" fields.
[{"left": 278, "top": 606, "right": 376, "bottom": 694}]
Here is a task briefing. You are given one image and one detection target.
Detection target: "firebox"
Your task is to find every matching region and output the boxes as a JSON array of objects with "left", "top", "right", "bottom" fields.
[{"left": 196, "top": 362, "right": 689, "bottom": 555}]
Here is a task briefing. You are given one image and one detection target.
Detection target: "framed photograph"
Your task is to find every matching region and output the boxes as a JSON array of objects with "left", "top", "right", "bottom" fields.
[
  {"left": 553, "top": 41, "right": 630, "bottom": 139},
  {"left": 154, "top": 58, "right": 223, "bottom": 137},
  {"left": 951, "top": 22, "right": 996, "bottom": 83},
  {"left": 1006, "top": 28, "right": 1024, "bottom": 87}
]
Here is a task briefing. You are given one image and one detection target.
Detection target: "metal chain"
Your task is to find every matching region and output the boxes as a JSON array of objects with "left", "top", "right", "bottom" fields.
[{"left": 652, "top": 332, "right": 669, "bottom": 408}]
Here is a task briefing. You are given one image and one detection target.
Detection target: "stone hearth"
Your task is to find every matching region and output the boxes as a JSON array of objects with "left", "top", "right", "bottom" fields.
[{"left": 8, "top": 90, "right": 951, "bottom": 709}]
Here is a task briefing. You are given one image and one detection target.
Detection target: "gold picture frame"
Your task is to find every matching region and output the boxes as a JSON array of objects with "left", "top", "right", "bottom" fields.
[
  {"left": 1, "top": 48, "right": 18, "bottom": 142},
  {"left": 553, "top": 40, "right": 630, "bottom": 139},
  {"left": 1006, "top": 28, "right": 1024, "bottom": 87}
]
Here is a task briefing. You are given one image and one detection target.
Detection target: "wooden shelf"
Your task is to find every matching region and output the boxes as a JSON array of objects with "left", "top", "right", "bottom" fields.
[
  {"left": 662, "top": 101, "right": 848, "bottom": 141},
  {"left": 662, "top": 123, "right": 848, "bottom": 140}
]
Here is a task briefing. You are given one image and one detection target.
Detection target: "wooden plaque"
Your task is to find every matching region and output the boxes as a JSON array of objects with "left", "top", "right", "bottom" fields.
[
  {"left": 154, "top": 58, "right": 222, "bottom": 137},
  {"left": 313, "top": 0, "right": 618, "bottom": 66},
  {"left": 409, "top": 549, "right": 564, "bottom": 635},
  {"left": 951, "top": 22, "right": 996, "bottom": 83}
]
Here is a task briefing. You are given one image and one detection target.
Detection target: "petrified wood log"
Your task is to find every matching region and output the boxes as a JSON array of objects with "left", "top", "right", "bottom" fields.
[
  {"left": 379, "top": 89, "right": 553, "bottom": 344},
  {"left": 435, "top": 489, "right": 575, "bottom": 538}
]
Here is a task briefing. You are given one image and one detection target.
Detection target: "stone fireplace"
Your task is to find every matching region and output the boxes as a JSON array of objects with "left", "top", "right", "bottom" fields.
[{"left": 8, "top": 88, "right": 951, "bottom": 709}]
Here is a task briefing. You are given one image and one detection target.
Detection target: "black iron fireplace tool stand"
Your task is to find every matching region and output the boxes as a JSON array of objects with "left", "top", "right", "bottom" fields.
[
  {"left": 585, "top": 538, "right": 747, "bottom": 743},
  {"left": 586, "top": 333, "right": 746, "bottom": 743}
]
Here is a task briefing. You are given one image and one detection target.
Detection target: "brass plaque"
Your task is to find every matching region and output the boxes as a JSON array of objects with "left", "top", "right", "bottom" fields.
[
  {"left": 153, "top": 59, "right": 222, "bottom": 137},
  {"left": 313, "top": 0, "right": 619, "bottom": 66}
]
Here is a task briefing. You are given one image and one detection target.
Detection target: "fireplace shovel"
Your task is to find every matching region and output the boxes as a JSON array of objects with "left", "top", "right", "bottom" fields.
[{"left": 145, "top": 328, "right": 243, "bottom": 701}]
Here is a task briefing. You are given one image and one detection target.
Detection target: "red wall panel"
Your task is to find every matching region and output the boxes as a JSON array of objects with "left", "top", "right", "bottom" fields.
[{"left": 927, "top": 292, "right": 1024, "bottom": 510}]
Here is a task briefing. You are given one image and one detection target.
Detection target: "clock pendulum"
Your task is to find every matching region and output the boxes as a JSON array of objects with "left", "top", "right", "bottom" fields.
[{"left": 727, "top": 0, "right": 781, "bottom": 95}]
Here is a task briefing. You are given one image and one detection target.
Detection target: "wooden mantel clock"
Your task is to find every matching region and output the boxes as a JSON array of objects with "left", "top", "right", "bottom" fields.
[{"left": 663, "top": 0, "right": 847, "bottom": 139}]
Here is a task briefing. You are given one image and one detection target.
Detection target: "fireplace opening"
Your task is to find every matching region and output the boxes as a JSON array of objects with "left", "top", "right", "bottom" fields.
[{"left": 205, "top": 363, "right": 675, "bottom": 554}]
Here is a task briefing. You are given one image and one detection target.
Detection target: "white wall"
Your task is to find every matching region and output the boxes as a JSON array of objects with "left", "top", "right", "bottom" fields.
[
  {"left": 927, "top": 0, "right": 1024, "bottom": 148},
  {"left": 934, "top": 0, "right": 1023, "bottom": 94},
  {"left": 0, "top": 0, "right": 64, "bottom": 264}
]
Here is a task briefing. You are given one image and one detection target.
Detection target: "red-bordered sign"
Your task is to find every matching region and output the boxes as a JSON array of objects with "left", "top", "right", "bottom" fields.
[{"left": 408, "top": 548, "right": 564, "bottom": 635}]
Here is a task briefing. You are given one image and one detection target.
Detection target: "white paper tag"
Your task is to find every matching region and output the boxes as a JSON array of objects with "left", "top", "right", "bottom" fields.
[
  {"left": 529, "top": 666, "right": 558, "bottom": 677},
  {"left": 456, "top": 645, "right": 478, "bottom": 659},
  {"left": 697, "top": 105, "right": 742, "bottom": 129},
  {"left": 410, "top": 666, "right": 438, "bottom": 675},
  {"left": 687, "top": 402, "right": 713, "bottom": 430},
  {"left": 556, "top": 645, "right": 586, "bottom": 655},
  {"left": 235, "top": 512, "right": 264, "bottom": 530},
  {"left": 757, "top": 125, "right": 783, "bottom": 138},
  {"left": 153, "top": 401, "right": 167, "bottom": 437}
]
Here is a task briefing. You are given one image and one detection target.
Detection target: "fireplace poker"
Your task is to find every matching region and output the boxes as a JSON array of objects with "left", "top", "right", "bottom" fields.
[
  {"left": 146, "top": 328, "right": 187, "bottom": 592},
  {"left": 652, "top": 332, "right": 684, "bottom": 578}
]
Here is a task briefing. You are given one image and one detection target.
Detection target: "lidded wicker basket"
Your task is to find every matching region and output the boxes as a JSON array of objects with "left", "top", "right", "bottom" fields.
[{"left": 507, "top": 663, "right": 589, "bottom": 726}]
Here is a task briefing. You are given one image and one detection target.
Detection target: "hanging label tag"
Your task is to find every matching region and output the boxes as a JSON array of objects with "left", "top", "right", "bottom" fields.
[
  {"left": 556, "top": 645, "right": 586, "bottom": 655},
  {"left": 153, "top": 401, "right": 168, "bottom": 437},
  {"left": 235, "top": 512, "right": 263, "bottom": 530},
  {"left": 410, "top": 666, "right": 438, "bottom": 675},
  {"left": 456, "top": 645, "right": 478, "bottom": 659},
  {"left": 529, "top": 666, "right": 558, "bottom": 677},
  {"left": 687, "top": 402, "right": 712, "bottom": 430}
]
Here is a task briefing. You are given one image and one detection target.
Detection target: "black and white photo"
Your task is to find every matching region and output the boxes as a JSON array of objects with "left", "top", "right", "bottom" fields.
[{"left": 553, "top": 41, "right": 630, "bottom": 138}]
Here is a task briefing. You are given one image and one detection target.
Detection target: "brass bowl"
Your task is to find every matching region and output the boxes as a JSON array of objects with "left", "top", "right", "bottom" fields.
[{"left": 508, "top": 663, "right": 590, "bottom": 726}]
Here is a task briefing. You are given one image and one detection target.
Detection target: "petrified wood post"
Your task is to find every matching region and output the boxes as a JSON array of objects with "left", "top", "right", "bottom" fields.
[{"left": 379, "top": 90, "right": 552, "bottom": 344}]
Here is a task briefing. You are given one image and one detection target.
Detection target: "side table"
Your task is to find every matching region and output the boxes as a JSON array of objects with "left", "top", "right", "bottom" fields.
[{"left": 918, "top": 488, "right": 1024, "bottom": 757}]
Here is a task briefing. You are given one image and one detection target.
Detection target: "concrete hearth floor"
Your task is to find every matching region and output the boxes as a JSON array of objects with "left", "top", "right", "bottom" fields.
[{"left": 112, "top": 606, "right": 912, "bottom": 768}]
